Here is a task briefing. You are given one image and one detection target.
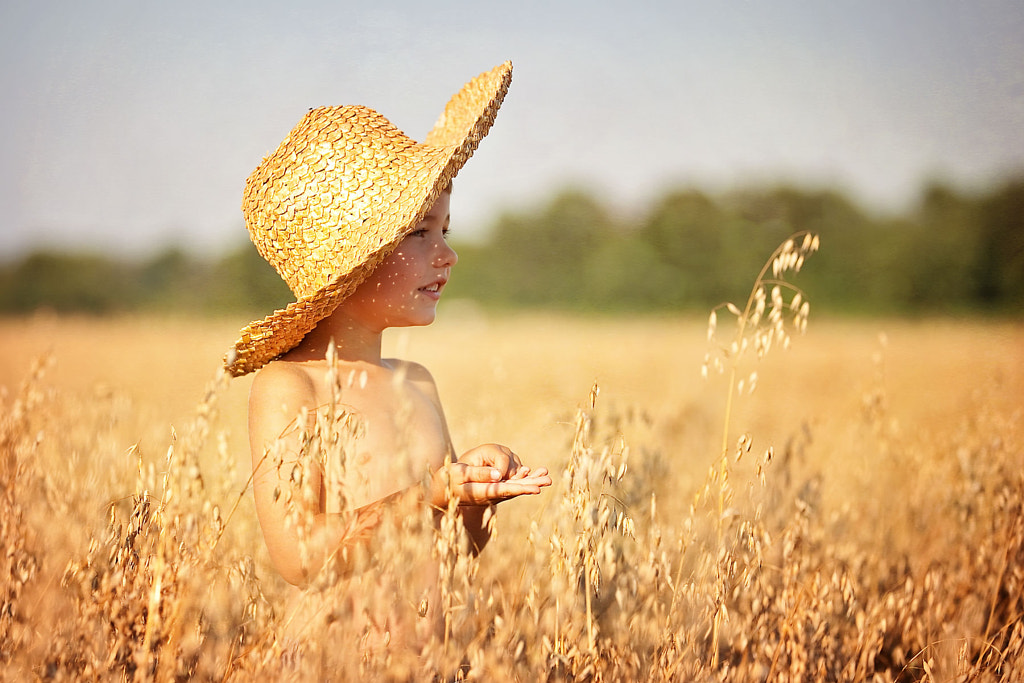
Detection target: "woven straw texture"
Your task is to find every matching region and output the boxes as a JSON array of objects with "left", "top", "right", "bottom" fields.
[{"left": 224, "top": 61, "right": 512, "bottom": 376}]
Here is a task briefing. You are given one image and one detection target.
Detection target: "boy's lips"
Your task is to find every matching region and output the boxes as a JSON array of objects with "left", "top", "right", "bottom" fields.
[{"left": 418, "top": 278, "right": 448, "bottom": 299}]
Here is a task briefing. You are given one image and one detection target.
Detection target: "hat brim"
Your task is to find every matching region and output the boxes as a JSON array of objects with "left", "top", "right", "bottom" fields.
[
  {"left": 225, "top": 62, "right": 512, "bottom": 377},
  {"left": 224, "top": 254, "right": 382, "bottom": 376}
]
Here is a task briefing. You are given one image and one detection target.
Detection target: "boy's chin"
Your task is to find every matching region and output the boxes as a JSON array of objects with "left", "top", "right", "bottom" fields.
[{"left": 392, "top": 310, "right": 438, "bottom": 328}]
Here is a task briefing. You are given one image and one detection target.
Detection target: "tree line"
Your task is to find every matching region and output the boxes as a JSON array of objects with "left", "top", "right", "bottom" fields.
[
  {"left": 0, "top": 245, "right": 292, "bottom": 316},
  {"left": 451, "top": 177, "right": 1023, "bottom": 315},
  {"left": 2, "top": 178, "right": 1022, "bottom": 317}
]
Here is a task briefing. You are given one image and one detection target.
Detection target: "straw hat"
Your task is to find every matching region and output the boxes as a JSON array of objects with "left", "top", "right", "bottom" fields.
[{"left": 224, "top": 61, "right": 512, "bottom": 377}]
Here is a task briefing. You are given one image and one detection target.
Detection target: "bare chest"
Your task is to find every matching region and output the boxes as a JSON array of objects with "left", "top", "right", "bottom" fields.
[{"left": 305, "top": 366, "right": 450, "bottom": 512}]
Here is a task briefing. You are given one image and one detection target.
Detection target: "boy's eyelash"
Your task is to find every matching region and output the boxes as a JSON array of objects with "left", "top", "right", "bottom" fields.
[{"left": 410, "top": 227, "right": 451, "bottom": 239}]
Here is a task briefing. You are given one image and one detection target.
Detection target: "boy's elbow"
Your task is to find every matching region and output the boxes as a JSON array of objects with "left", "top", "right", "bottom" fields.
[
  {"left": 260, "top": 526, "right": 318, "bottom": 587},
  {"left": 269, "top": 543, "right": 356, "bottom": 587},
  {"left": 269, "top": 550, "right": 313, "bottom": 588},
  {"left": 282, "top": 566, "right": 311, "bottom": 588}
]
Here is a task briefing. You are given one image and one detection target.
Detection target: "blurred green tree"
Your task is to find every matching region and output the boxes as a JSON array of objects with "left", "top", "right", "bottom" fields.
[
  {"left": 136, "top": 247, "right": 208, "bottom": 310},
  {"left": 975, "top": 178, "right": 1024, "bottom": 308},
  {"left": 638, "top": 189, "right": 727, "bottom": 307},
  {"left": 204, "top": 242, "right": 293, "bottom": 314},
  {"left": 453, "top": 187, "right": 619, "bottom": 309},
  {"left": 0, "top": 252, "right": 131, "bottom": 313}
]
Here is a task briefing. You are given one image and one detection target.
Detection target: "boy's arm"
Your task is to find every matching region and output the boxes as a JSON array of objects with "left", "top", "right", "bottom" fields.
[
  {"left": 401, "top": 361, "right": 553, "bottom": 554},
  {"left": 452, "top": 443, "right": 551, "bottom": 554},
  {"left": 460, "top": 504, "right": 495, "bottom": 555},
  {"left": 399, "top": 361, "right": 501, "bottom": 554},
  {"left": 248, "top": 363, "right": 348, "bottom": 586}
]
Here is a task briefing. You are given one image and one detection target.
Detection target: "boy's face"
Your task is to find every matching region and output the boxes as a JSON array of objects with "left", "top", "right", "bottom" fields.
[{"left": 340, "top": 192, "right": 457, "bottom": 332}]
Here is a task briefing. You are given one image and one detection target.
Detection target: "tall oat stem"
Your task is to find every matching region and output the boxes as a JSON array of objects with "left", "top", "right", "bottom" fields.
[{"left": 704, "top": 231, "right": 819, "bottom": 669}]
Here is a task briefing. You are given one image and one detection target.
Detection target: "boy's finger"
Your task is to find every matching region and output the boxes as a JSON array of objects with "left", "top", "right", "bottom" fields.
[
  {"left": 514, "top": 475, "right": 552, "bottom": 488},
  {"left": 500, "top": 480, "right": 545, "bottom": 496},
  {"left": 486, "top": 482, "right": 540, "bottom": 498},
  {"left": 501, "top": 482, "right": 543, "bottom": 496},
  {"left": 462, "top": 465, "right": 503, "bottom": 483},
  {"left": 461, "top": 481, "right": 536, "bottom": 503},
  {"left": 507, "top": 465, "right": 530, "bottom": 479}
]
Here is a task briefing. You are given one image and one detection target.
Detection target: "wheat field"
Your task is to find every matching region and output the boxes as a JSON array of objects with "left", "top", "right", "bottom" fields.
[{"left": 1, "top": 305, "right": 1022, "bottom": 681}]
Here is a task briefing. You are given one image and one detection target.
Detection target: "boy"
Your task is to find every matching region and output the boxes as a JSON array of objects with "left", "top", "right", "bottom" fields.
[{"left": 224, "top": 62, "right": 551, "bottom": 652}]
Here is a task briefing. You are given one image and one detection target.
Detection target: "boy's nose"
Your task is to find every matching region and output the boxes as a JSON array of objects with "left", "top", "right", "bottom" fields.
[{"left": 435, "top": 240, "right": 458, "bottom": 268}]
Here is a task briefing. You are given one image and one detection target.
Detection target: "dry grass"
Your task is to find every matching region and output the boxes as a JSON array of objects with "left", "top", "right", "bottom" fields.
[{"left": 1, "top": 285, "right": 1023, "bottom": 680}]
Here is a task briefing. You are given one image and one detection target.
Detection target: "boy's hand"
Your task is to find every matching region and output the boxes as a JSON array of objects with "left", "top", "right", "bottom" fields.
[
  {"left": 430, "top": 444, "right": 552, "bottom": 508},
  {"left": 459, "top": 443, "right": 549, "bottom": 481}
]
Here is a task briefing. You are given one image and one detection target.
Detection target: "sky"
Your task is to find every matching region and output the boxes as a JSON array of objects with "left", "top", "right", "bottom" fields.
[{"left": 1, "top": 0, "right": 1023, "bottom": 259}]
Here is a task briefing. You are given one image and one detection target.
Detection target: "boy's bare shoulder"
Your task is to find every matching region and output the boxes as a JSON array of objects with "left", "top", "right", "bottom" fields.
[
  {"left": 249, "top": 360, "right": 320, "bottom": 417},
  {"left": 252, "top": 359, "right": 317, "bottom": 391},
  {"left": 384, "top": 359, "right": 442, "bottom": 401},
  {"left": 384, "top": 358, "right": 434, "bottom": 381}
]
